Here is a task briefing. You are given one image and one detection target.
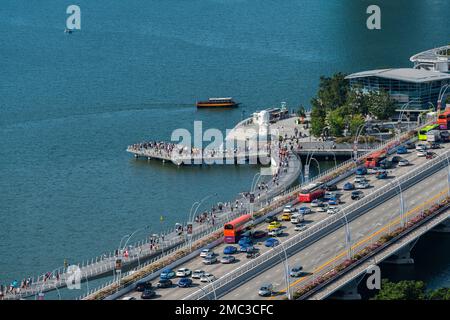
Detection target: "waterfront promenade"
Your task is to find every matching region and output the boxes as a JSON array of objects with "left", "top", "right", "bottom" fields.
[{"left": 1, "top": 126, "right": 302, "bottom": 300}]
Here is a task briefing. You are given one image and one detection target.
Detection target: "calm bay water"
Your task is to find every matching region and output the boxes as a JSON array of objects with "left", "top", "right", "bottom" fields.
[{"left": 0, "top": 0, "right": 449, "bottom": 292}]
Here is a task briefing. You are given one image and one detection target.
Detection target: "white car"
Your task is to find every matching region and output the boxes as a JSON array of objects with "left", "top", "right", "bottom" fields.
[
  {"left": 290, "top": 213, "right": 304, "bottom": 224},
  {"left": 200, "top": 249, "right": 212, "bottom": 257},
  {"left": 416, "top": 144, "right": 428, "bottom": 151},
  {"left": 324, "top": 192, "right": 336, "bottom": 200},
  {"left": 294, "top": 224, "right": 308, "bottom": 232},
  {"left": 176, "top": 268, "right": 192, "bottom": 277},
  {"left": 192, "top": 270, "right": 205, "bottom": 279},
  {"left": 121, "top": 296, "right": 136, "bottom": 300},
  {"left": 398, "top": 159, "right": 409, "bottom": 166},
  {"left": 417, "top": 150, "right": 427, "bottom": 157},
  {"left": 311, "top": 199, "right": 323, "bottom": 207},
  {"left": 283, "top": 205, "right": 293, "bottom": 213},
  {"left": 356, "top": 182, "right": 370, "bottom": 189},
  {"left": 268, "top": 228, "right": 283, "bottom": 236},
  {"left": 298, "top": 207, "right": 311, "bottom": 215},
  {"left": 317, "top": 204, "right": 328, "bottom": 212},
  {"left": 200, "top": 273, "right": 216, "bottom": 283},
  {"left": 354, "top": 176, "right": 367, "bottom": 183},
  {"left": 202, "top": 256, "right": 217, "bottom": 265},
  {"left": 327, "top": 207, "right": 340, "bottom": 215}
]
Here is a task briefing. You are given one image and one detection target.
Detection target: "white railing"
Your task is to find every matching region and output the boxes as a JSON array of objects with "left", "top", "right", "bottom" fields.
[{"left": 185, "top": 146, "right": 450, "bottom": 300}]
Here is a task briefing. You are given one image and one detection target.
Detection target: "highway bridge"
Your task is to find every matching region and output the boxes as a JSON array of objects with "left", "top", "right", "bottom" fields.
[{"left": 104, "top": 126, "right": 449, "bottom": 301}]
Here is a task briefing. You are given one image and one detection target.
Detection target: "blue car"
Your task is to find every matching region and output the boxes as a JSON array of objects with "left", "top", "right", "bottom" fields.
[
  {"left": 238, "top": 237, "right": 253, "bottom": 247},
  {"left": 264, "top": 238, "right": 280, "bottom": 247},
  {"left": 343, "top": 182, "right": 355, "bottom": 190},
  {"left": 160, "top": 269, "right": 176, "bottom": 280},
  {"left": 355, "top": 167, "right": 367, "bottom": 175},
  {"left": 376, "top": 171, "right": 388, "bottom": 179},
  {"left": 328, "top": 199, "right": 339, "bottom": 205},
  {"left": 177, "top": 278, "right": 193, "bottom": 288},
  {"left": 397, "top": 146, "right": 408, "bottom": 154},
  {"left": 223, "top": 246, "right": 238, "bottom": 255}
]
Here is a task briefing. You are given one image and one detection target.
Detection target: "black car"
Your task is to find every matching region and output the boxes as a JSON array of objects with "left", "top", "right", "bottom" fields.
[
  {"left": 325, "top": 184, "right": 338, "bottom": 191},
  {"left": 405, "top": 141, "right": 416, "bottom": 149},
  {"left": 391, "top": 156, "right": 403, "bottom": 163},
  {"left": 156, "top": 279, "right": 172, "bottom": 288},
  {"left": 429, "top": 142, "right": 440, "bottom": 149},
  {"left": 379, "top": 159, "right": 393, "bottom": 169},
  {"left": 141, "top": 289, "right": 156, "bottom": 299},
  {"left": 264, "top": 216, "right": 278, "bottom": 223},
  {"left": 251, "top": 230, "right": 267, "bottom": 239},
  {"left": 351, "top": 190, "right": 364, "bottom": 200},
  {"left": 135, "top": 280, "right": 152, "bottom": 292}
]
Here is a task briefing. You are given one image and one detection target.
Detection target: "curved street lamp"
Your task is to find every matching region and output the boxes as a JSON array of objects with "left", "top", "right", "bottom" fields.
[{"left": 270, "top": 236, "right": 291, "bottom": 300}]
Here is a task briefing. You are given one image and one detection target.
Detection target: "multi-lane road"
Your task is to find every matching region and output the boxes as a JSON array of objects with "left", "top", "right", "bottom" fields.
[{"left": 119, "top": 139, "right": 448, "bottom": 300}]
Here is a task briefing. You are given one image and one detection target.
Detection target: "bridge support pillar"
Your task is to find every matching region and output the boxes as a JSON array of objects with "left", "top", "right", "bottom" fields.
[
  {"left": 384, "top": 238, "right": 419, "bottom": 265},
  {"left": 432, "top": 218, "right": 450, "bottom": 233},
  {"left": 330, "top": 274, "right": 365, "bottom": 300}
]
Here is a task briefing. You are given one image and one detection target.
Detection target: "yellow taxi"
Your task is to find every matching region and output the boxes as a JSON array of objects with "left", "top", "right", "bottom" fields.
[
  {"left": 267, "top": 221, "right": 282, "bottom": 231},
  {"left": 281, "top": 212, "right": 292, "bottom": 221}
]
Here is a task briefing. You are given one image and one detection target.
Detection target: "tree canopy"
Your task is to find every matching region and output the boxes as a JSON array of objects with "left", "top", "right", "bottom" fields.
[
  {"left": 310, "top": 73, "right": 397, "bottom": 137},
  {"left": 372, "top": 279, "right": 450, "bottom": 300}
]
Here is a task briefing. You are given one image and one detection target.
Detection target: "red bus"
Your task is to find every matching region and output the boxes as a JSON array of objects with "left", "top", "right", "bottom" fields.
[
  {"left": 364, "top": 150, "right": 387, "bottom": 168},
  {"left": 438, "top": 110, "right": 450, "bottom": 130},
  {"left": 224, "top": 214, "right": 253, "bottom": 244},
  {"left": 298, "top": 184, "right": 325, "bottom": 203}
]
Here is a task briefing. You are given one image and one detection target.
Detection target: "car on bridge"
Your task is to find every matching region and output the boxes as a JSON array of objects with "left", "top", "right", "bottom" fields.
[
  {"left": 325, "top": 184, "right": 338, "bottom": 191},
  {"left": 311, "top": 199, "right": 323, "bottom": 207},
  {"left": 121, "top": 296, "right": 137, "bottom": 300},
  {"left": 429, "top": 142, "right": 441, "bottom": 149},
  {"left": 298, "top": 207, "right": 311, "bottom": 215},
  {"left": 160, "top": 269, "right": 176, "bottom": 280},
  {"left": 192, "top": 270, "right": 205, "bottom": 279},
  {"left": 283, "top": 205, "right": 294, "bottom": 213},
  {"left": 177, "top": 278, "right": 193, "bottom": 288},
  {"left": 343, "top": 182, "right": 355, "bottom": 190},
  {"left": 397, "top": 146, "right": 408, "bottom": 154},
  {"left": 354, "top": 175, "right": 368, "bottom": 183},
  {"left": 176, "top": 268, "right": 192, "bottom": 277},
  {"left": 289, "top": 265, "right": 303, "bottom": 277},
  {"left": 327, "top": 207, "right": 340, "bottom": 215},
  {"left": 238, "top": 237, "right": 253, "bottom": 247},
  {"left": 156, "top": 279, "right": 173, "bottom": 289},
  {"left": 200, "top": 273, "right": 216, "bottom": 283},
  {"left": 317, "top": 203, "right": 329, "bottom": 212},
  {"left": 141, "top": 288, "right": 156, "bottom": 299},
  {"left": 376, "top": 171, "right": 388, "bottom": 179},
  {"left": 135, "top": 280, "right": 152, "bottom": 292},
  {"left": 290, "top": 213, "right": 304, "bottom": 224},
  {"left": 258, "top": 284, "right": 273, "bottom": 297},
  {"left": 355, "top": 167, "right": 367, "bottom": 175},
  {"left": 251, "top": 230, "right": 267, "bottom": 239},
  {"left": 223, "top": 246, "right": 238, "bottom": 255},
  {"left": 281, "top": 212, "right": 292, "bottom": 221},
  {"left": 264, "top": 215, "right": 279, "bottom": 223},
  {"left": 264, "top": 238, "right": 280, "bottom": 247},
  {"left": 328, "top": 198, "right": 339, "bottom": 206},
  {"left": 391, "top": 156, "right": 404, "bottom": 163},
  {"left": 426, "top": 151, "right": 437, "bottom": 159},
  {"left": 220, "top": 255, "right": 236, "bottom": 264},
  {"left": 351, "top": 190, "right": 364, "bottom": 200},
  {"left": 200, "top": 248, "right": 213, "bottom": 258},
  {"left": 405, "top": 141, "right": 415, "bottom": 149},
  {"left": 356, "top": 181, "right": 370, "bottom": 189},
  {"left": 416, "top": 143, "right": 428, "bottom": 151},
  {"left": 202, "top": 254, "right": 217, "bottom": 264},
  {"left": 268, "top": 228, "right": 283, "bottom": 236},
  {"left": 294, "top": 224, "right": 308, "bottom": 232},
  {"left": 398, "top": 159, "right": 410, "bottom": 166},
  {"left": 267, "top": 221, "right": 282, "bottom": 230},
  {"left": 417, "top": 150, "right": 427, "bottom": 157}
]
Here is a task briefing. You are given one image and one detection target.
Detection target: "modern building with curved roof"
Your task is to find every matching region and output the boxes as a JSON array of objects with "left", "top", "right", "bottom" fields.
[{"left": 410, "top": 45, "right": 450, "bottom": 73}]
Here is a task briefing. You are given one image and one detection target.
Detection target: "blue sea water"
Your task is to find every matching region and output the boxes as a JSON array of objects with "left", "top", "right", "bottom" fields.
[{"left": 0, "top": 0, "right": 449, "bottom": 293}]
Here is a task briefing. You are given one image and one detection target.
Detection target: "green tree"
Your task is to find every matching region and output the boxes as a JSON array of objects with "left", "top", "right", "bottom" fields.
[
  {"left": 367, "top": 91, "right": 396, "bottom": 120},
  {"left": 349, "top": 114, "right": 366, "bottom": 136},
  {"left": 326, "top": 108, "right": 345, "bottom": 137},
  {"left": 310, "top": 102, "right": 326, "bottom": 137},
  {"left": 372, "top": 280, "right": 427, "bottom": 300},
  {"left": 427, "top": 287, "right": 450, "bottom": 300}
]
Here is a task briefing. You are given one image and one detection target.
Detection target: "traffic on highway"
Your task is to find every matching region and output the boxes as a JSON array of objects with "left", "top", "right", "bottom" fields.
[{"left": 118, "top": 131, "right": 450, "bottom": 301}]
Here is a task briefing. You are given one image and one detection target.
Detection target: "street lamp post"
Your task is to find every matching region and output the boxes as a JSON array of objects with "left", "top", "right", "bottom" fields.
[
  {"left": 340, "top": 209, "right": 352, "bottom": 259},
  {"left": 271, "top": 236, "right": 291, "bottom": 300},
  {"left": 437, "top": 84, "right": 449, "bottom": 112}
]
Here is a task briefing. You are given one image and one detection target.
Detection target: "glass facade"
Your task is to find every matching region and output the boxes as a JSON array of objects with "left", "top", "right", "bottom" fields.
[{"left": 349, "top": 76, "right": 450, "bottom": 110}]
